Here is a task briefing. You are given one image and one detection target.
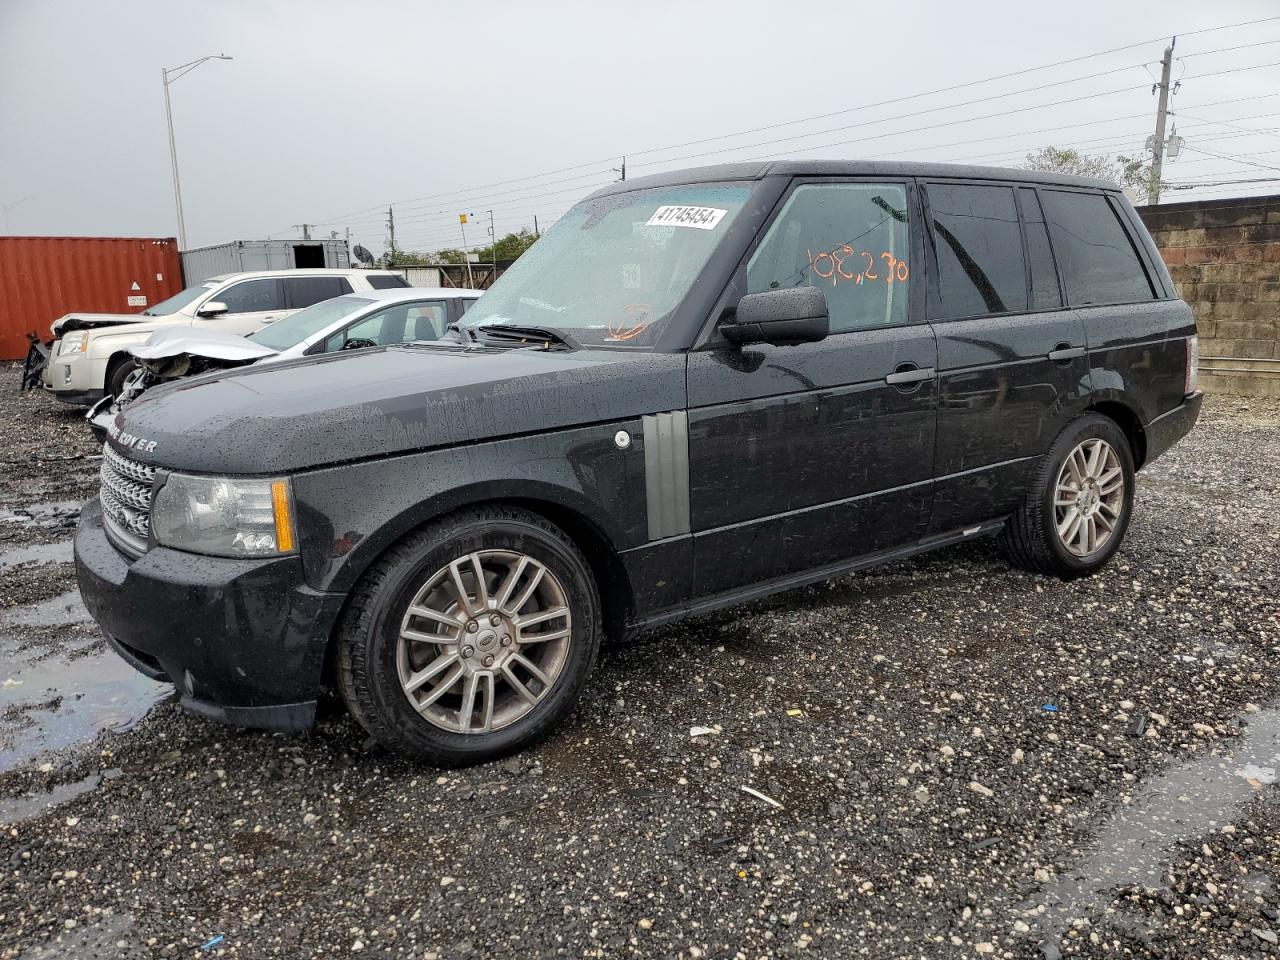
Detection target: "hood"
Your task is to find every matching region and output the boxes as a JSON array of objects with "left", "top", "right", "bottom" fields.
[
  {"left": 129, "top": 325, "right": 277, "bottom": 363},
  {"left": 109, "top": 343, "right": 688, "bottom": 474},
  {"left": 52, "top": 312, "right": 153, "bottom": 335}
]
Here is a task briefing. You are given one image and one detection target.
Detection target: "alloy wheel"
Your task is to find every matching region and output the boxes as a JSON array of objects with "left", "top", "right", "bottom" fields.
[
  {"left": 396, "top": 550, "right": 572, "bottom": 734},
  {"left": 1053, "top": 438, "right": 1125, "bottom": 558}
]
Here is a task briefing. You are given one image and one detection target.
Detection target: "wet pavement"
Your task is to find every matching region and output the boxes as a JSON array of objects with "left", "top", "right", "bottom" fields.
[{"left": 0, "top": 367, "right": 1277, "bottom": 959}]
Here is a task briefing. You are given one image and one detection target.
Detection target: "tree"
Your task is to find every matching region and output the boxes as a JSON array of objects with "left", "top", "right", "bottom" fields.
[
  {"left": 1023, "top": 146, "right": 1153, "bottom": 194},
  {"left": 474, "top": 229, "right": 539, "bottom": 263}
]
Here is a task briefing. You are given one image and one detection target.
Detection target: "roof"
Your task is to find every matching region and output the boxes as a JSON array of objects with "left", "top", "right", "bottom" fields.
[
  {"left": 588, "top": 160, "right": 1116, "bottom": 199},
  {"left": 204, "top": 268, "right": 404, "bottom": 282},
  {"left": 360, "top": 287, "right": 484, "bottom": 302}
]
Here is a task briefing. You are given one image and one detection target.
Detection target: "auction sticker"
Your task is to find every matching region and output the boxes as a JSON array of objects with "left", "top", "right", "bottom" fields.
[{"left": 645, "top": 205, "right": 728, "bottom": 230}]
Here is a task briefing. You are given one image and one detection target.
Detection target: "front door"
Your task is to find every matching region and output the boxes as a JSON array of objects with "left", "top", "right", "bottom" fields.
[
  {"left": 921, "top": 181, "right": 1092, "bottom": 532},
  {"left": 202, "top": 277, "right": 288, "bottom": 335},
  {"left": 686, "top": 179, "right": 937, "bottom": 599}
]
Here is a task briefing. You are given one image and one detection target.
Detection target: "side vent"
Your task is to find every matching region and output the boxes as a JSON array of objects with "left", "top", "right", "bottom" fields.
[{"left": 642, "top": 411, "right": 691, "bottom": 541}]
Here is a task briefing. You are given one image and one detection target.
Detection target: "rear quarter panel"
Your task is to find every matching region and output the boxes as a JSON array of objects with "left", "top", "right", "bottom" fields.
[{"left": 1081, "top": 300, "right": 1194, "bottom": 426}]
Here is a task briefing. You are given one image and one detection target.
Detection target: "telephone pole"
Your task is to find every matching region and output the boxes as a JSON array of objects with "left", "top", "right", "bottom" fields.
[
  {"left": 386, "top": 205, "right": 396, "bottom": 263},
  {"left": 1147, "top": 38, "right": 1176, "bottom": 206}
]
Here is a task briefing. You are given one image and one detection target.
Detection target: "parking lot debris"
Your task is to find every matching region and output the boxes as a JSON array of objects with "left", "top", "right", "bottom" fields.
[
  {"left": 689, "top": 725, "right": 720, "bottom": 738},
  {"left": 739, "top": 785, "right": 783, "bottom": 809},
  {"left": 1128, "top": 711, "right": 1149, "bottom": 737},
  {"left": 1041, "top": 703, "right": 1059, "bottom": 713},
  {"left": 201, "top": 934, "right": 225, "bottom": 950}
]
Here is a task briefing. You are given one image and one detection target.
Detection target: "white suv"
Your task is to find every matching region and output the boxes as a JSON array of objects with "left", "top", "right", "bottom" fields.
[{"left": 40, "top": 268, "right": 407, "bottom": 404}]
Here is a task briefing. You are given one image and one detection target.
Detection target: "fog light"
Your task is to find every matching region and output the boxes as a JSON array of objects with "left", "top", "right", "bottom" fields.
[{"left": 63, "top": 366, "right": 72, "bottom": 385}]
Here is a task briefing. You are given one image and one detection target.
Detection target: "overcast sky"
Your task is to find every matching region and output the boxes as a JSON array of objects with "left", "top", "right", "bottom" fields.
[{"left": 3, "top": 0, "right": 1279, "bottom": 255}]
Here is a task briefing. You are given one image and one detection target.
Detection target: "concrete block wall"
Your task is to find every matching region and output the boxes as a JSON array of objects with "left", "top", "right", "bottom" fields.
[{"left": 1136, "top": 194, "right": 1280, "bottom": 398}]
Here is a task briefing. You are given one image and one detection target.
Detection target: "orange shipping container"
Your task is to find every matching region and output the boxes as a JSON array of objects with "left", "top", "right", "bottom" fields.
[{"left": 0, "top": 237, "right": 182, "bottom": 360}]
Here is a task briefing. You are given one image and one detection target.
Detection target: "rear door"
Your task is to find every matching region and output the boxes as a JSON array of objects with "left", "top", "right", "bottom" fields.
[
  {"left": 686, "top": 178, "right": 937, "bottom": 598},
  {"left": 284, "top": 276, "right": 354, "bottom": 312},
  {"left": 922, "top": 180, "right": 1091, "bottom": 533}
]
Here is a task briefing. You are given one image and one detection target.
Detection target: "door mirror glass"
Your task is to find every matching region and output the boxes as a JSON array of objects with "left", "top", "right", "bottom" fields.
[
  {"left": 196, "top": 301, "right": 228, "bottom": 318},
  {"left": 722, "top": 287, "right": 829, "bottom": 346}
]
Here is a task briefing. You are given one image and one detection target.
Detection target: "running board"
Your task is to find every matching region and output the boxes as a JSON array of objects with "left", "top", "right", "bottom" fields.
[{"left": 627, "top": 519, "right": 1006, "bottom": 635}]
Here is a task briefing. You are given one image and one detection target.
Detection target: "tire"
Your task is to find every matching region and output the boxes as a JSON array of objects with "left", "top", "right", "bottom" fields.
[
  {"left": 105, "top": 356, "right": 138, "bottom": 400},
  {"left": 335, "top": 505, "right": 601, "bottom": 765},
  {"left": 999, "top": 413, "right": 1135, "bottom": 579}
]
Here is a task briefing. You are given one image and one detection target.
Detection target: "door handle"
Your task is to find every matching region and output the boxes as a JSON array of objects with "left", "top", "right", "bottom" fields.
[
  {"left": 1047, "top": 345, "right": 1086, "bottom": 362},
  {"left": 885, "top": 365, "right": 937, "bottom": 386}
]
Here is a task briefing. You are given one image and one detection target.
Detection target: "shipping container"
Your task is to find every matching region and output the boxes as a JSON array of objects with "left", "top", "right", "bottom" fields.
[
  {"left": 0, "top": 236, "right": 182, "bottom": 360},
  {"left": 181, "top": 239, "right": 351, "bottom": 285}
]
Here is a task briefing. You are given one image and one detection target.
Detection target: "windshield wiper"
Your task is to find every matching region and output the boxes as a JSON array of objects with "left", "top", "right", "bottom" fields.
[
  {"left": 475, "top": 323, "right": 580, "bottom": 351},
  {"left": 445, "top": 322, "right": 477, "bottom": 345}
]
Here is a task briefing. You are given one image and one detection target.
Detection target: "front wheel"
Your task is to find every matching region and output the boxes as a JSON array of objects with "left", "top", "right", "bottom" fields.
[
  {"left": 335, "top": 506, "right": 601, "bottom": 765},
  {"left": 1000, "top": 414, "right": 1135, "bottom": 579}
]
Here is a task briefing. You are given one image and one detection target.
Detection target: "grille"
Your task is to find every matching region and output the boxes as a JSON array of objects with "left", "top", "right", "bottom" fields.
[{"left": 100, "top": 444, "right": 155, "bottom": 550}]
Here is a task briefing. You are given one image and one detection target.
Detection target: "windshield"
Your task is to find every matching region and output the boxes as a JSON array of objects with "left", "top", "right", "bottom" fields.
[
  {"left": 142, "top": 282, "right": 218, "bottom": 316},
  {"left": 247, "top": 295, "right": 374, "bottom": 350},
  {"left": 461, "top": 183, "right": 752, "bottom": 347}
]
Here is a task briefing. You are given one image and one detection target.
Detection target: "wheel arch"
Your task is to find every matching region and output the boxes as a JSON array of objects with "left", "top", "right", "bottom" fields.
[
  {"left": 1087, "top": 399, "right": 1147, "bottom": 469},
  {"left": 318, "top": 484, "right": 636, "bottom": 689}
]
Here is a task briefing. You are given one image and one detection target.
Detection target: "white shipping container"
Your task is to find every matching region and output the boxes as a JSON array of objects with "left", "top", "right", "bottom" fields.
[{"left": 181, "top": 239, "right": 351, "bottom": 285}]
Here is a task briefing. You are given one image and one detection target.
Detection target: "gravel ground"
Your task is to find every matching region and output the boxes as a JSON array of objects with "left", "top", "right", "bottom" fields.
[{"left": 0, "top": 361, "right": 1277, "bottom": 960}]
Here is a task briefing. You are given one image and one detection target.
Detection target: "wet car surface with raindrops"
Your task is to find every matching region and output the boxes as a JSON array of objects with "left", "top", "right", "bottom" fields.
[{"left": 0, "top": 361, "right": 1278, "bottom": 958}]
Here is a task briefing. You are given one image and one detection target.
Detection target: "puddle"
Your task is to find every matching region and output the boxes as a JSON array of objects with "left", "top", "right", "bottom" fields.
[
  {"left": 0, "top": 589, "right": 91, "bottom": 629},
  {"left": 0, "top": 632, "right": 170, "bottom": 773},
  {"left": 1027, "top": 703, "right": 1280, "bottom": 951},
  {"left": 0, "top": 539, "right": 73, "bottom": 571},
  {"left": 0, "top": 500, "right": 83, "bottom": 526},
  {"left": 0, "top": 767, "right": 121, "bottom": 825}
]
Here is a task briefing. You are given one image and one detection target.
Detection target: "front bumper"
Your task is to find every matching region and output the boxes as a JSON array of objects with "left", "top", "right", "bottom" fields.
[
  {"left": 1144, "top": 392, "right": 1203, "bottom": 466},
  {"left": 74, "top": 498, "right": 346, "bottom": 732}
]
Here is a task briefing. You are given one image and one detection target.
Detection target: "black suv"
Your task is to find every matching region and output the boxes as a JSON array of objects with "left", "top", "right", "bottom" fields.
[{"left": 75, "top": 161, "right": 1201, "bottom": 764}]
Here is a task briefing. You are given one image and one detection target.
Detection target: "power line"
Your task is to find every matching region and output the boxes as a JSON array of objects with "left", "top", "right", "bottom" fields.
[{"left": 297, "top": 16, "right": 1280, "bottom": 231}]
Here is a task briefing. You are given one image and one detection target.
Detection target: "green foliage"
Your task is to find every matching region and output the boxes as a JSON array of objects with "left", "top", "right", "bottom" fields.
[
  {"left": 474, "top": 229, "right": 539, "bottom": 263},
  {"left": 1024, "top": 146, "right": 1153, "bottom": 193}
]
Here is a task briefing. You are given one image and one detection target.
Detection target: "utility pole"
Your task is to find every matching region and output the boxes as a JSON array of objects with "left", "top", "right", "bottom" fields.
[
  {"left": 533, "top": 215, "right": 539, "bottom": 238},
  {"left": 487, "top": 209, "right": 496, "bottom": 287},
  {"left": 459, "top": 213, "right": 475, "bottom": 288},
  {"left": 292, "top": 223, "right": 312, "bottom": 239},
  {"left": 614, "top": 156, "right": 627, "bottom": 181},
  {"left": 161, "top": 54, "right": 233, "bottom": 249},
  {"left": 2, "top": 195, "right": 34, "bottom": 233},
  {"left": 386, "top": 205, "right": 396, "bottom": 263},
  {"left": 1147, "top": 38, "right": 1176, "bottom": 206}
]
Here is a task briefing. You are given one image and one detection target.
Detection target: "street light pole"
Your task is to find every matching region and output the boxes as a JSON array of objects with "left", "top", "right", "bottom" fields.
[{"left": 162, "top": 54, "right": 232, "bottom": 250}]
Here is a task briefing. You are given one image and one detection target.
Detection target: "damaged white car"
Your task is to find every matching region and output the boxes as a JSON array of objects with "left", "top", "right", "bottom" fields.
[{"left": 86, "top": 287, "right": 481, "bottom": 438}]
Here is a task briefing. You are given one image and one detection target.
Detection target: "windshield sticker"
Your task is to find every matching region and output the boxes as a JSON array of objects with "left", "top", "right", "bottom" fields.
[
  {"left": 622, "top": 264, "right": 641, "bottom": 289},
  {"left": 645, "top": 205, "right": 728, "bottom": 230}
]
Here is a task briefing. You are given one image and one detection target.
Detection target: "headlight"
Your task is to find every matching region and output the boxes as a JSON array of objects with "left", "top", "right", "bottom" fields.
[
  {"left": 152, "top": 474, "right": 296, "bottom": 557},
  {"left": 59, "top": 334, "right": 86, "bottom": 355}
]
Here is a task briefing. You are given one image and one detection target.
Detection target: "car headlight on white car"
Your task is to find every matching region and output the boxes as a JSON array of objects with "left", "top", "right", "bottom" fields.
[
  {"left": 59, "top": 333, "right": 87, "bottom": 355},
  {"left": 151, "top": 474, "right": 296, "bottom": 557}
]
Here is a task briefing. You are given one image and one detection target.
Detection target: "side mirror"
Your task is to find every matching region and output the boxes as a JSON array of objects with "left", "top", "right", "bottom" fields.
[
  {"left": 197, "top": 301, "right": 228, "bottom": 318},
  {"left": 721, "top": 287, "right": 829, "bottom": 347}
]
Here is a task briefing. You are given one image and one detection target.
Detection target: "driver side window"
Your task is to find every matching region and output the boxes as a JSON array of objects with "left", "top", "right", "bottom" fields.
[
  {"left": 322, "top": 301, "right": 447, "bottom": 352},
  {"left": 747, "top": 183, "right": 911, "bottom": 334},
  {"left": 212, "top": 279, "right": 285, "bottom": 315}
]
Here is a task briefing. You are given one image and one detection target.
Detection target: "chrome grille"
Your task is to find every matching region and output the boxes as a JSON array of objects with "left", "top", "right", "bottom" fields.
[{"left": 100, "top": 444, "right": 155, "bottom": 549}]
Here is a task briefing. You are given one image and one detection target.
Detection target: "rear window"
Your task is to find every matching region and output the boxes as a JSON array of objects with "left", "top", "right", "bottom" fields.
[
  {"left": 366, "top": 274, "right": 410, "bottom": 289},
  {"left": 927, "top": 183, "right": 1027, "bottom": 320},
  {"left": 1040, "top": 191, "right": 1155, "bottom": 306},
  {"left": 285, "top": 276, "right": 353, "bottom": 309}
]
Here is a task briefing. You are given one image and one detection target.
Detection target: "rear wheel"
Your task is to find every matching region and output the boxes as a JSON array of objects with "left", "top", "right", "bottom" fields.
[
  {"left": 1000, "top": 414, "right": 1135, "bottom": 578},
  {"left": 335, "top": 506, "right": 601, "bottom": 765}
]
